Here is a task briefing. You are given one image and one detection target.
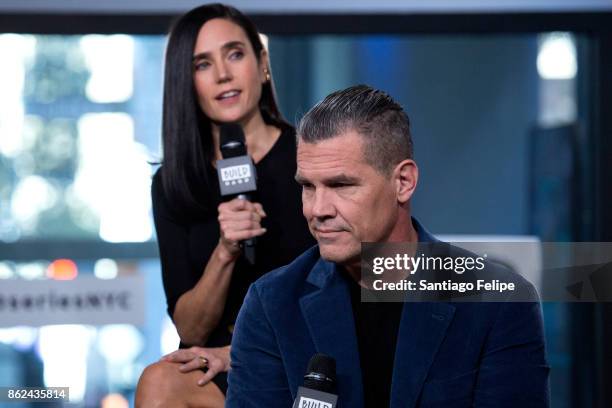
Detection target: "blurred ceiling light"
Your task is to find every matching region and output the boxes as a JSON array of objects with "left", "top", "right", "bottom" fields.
[
  {"left": 10, "top": 175, "right": 58, "bottom": 226},
  {"left": 537, "top": 32, "right": 577, "bottom": 80},
  {"left": 16, "top": 261, "right": 47, "bottom": 280},
  {"left": 101, "top": 393, "right": 129, "bottom": 408},
  {"left": 81, "top": 35, "right": 134, "bottom": 103},
  {"left": 75, "top": 113, "right": 152, "bottom": 242},
  {"left": 0, "top": 34, "right": 35, "bottom": 157},
  {"left": 47, "top": 259, "right": 78, "bottom": 280},
  {"left": 0, "top": 262, "right": 15, "bottom": 279},
  {"left": 94, "top": 258, "right": 118, "bottom": 279}
]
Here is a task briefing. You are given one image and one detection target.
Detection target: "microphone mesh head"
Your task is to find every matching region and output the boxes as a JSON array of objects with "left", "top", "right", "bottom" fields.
[
  {"left": 220, "top": 123, "right": 246, "bottom": 158},
  {"left": 304, "top": 353, "right": 336, "bottom": 392},
  {"left": 307, "top": 353, "right": 336, "bottom": 376}
]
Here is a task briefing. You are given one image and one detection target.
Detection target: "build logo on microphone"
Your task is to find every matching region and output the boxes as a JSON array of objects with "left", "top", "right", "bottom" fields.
[
  {"left": 297, "top": 397, "right": 332, "bottom": 408},
  {"left": 220, "top": 164, "right": 251, "bottom": 186}
]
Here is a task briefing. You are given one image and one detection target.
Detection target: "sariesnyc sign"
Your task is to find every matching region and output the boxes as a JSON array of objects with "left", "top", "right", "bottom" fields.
[{"left": 0, "top": 275, "right": 145, "bottom": 327}]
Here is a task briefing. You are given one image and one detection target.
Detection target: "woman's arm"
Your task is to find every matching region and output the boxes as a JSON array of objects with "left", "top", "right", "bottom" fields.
[
  {"left": 172, "top": 198, "right": 266, "bottom": 345},
  {"left": 172, "top": 241, "right": 238, "bottom": 345}
]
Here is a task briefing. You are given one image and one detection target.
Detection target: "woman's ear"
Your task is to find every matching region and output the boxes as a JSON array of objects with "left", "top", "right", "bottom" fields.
[
  {"left": 259, "top": 49, "right": 270, "bottom": 83},
  {"left": 393, "top": 159, "right": 418, "bottom": 204}
]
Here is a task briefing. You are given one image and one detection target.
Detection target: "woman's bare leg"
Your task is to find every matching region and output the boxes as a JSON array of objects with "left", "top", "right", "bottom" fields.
[{"left": 135, "top": 361, "right": 225, "bottom": 408}]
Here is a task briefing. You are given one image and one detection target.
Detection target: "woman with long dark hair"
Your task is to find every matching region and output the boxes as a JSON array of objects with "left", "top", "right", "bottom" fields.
[{"left": 135, "top": 4, "right": 314, "bottom": 406}]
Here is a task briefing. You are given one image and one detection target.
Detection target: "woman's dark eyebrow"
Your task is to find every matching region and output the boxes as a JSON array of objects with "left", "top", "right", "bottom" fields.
[{"left": 192, "top": 41, "right": 246, "bottom": 61}]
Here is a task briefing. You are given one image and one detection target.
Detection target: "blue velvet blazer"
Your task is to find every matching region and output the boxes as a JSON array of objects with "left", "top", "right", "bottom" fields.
[{"left": 226, "top": 221, "right": 549, "bottom": 407}]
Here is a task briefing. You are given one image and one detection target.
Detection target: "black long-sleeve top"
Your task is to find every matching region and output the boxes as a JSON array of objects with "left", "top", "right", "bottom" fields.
[{"left": 151, "top": 126, "right": 315, "bottom": 349}]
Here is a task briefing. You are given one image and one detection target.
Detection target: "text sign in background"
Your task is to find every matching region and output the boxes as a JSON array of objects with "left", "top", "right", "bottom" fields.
[{"left": 0, "top": 275, "right": 145, "bottom": 327}]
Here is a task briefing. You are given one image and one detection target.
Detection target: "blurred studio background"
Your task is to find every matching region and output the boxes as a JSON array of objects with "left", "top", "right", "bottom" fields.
[{"left": 0, "top": 0, "right": 611, "bottom": 407}]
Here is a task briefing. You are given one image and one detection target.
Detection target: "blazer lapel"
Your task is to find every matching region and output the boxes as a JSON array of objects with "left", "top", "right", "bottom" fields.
[
  {"left": 299, "top": 259, "right": 364, "bottom": 408},
  {"left": 390, "top": 302, "right": 456, "bottom": 408}
]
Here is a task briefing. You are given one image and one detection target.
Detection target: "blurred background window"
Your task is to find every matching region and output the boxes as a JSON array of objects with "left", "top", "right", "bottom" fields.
[{"left": 0, "top": 7, "right": 609, "bottom": 405}]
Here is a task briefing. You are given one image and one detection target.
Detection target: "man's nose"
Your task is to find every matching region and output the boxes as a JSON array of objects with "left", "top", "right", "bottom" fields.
[{"left": 310, "top": 188, "right": 336, "bottom": 219}]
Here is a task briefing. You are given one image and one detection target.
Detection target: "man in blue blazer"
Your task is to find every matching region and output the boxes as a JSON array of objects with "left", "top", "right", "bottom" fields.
[{"left": 226, "top": 85, "right": 549, "bottom": 407}]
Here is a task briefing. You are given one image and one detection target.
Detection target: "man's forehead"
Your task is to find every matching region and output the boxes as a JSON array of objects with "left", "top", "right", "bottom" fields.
[
  {"left": 297, "top": 130, "right": 365, "bottom": 157},
  {"left": 295, "top": 132, "right": 374, "bottom": 181},
  {"left": 297, "top": 143, "right": 362, "bottom": 172}
]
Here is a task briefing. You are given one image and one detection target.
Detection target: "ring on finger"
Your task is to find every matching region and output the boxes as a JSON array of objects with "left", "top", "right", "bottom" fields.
[{"left": 198, "top": 356, "right": 208, "bottom": 369}]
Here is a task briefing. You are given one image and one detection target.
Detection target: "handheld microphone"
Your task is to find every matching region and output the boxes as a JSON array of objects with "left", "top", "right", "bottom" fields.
[
  {"left": 217, "top": 123, "right": 257, "bottom": 264},
  {"left": 292, "top": 353, "right": 338, "bottom": 408}
]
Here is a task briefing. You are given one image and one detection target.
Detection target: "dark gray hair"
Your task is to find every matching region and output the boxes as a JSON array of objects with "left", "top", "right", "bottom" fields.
[{"left": 297, "top": 84, "right": 413, "bottom": 175}]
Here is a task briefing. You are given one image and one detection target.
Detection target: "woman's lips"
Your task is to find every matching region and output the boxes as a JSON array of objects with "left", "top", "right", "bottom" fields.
[{"left": 215, "top": 90, "right": 241, "bottom": 105}]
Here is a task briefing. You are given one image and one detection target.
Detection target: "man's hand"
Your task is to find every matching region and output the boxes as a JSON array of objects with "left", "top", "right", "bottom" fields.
[{"left": 161, "top": 346, "right": 231, "bottom": 386}]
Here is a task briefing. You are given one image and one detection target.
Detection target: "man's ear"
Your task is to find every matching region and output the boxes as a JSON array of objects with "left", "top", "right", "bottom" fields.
[{"left": 393, "top": 159, "right": 418, "bottom": 204}]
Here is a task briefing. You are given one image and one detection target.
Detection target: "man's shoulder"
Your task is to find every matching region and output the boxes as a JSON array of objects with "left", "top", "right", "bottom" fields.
[{"left": 253, "top": 245, "right": 321, "bottom": 298}]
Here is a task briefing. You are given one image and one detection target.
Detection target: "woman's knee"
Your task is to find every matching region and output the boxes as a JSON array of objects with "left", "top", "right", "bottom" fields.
[
  {"left": 135, "top": 361, "right": 183, "bottom": 407},
  {"left": 135, "top": 361, "right": 225, "bottom": 408}
]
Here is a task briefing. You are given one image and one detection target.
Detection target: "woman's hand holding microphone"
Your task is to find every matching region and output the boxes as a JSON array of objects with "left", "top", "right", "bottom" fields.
[{"left": 216, "top": 198, "right": 267, "bottom": 261}]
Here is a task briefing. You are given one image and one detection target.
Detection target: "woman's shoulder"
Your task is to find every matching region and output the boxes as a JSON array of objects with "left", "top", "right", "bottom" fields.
[
  {"left": 151, "top": 166, "right": 216, "bottom": 223},
  {"left": 281, "top": 124, "right": 296, "bottom": 137},
  {"left": 280, "top": 124, "right": 296, "bottom": 142},
  {"left": 273, "top": 125, "right": 297, "bottom": 156}
]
